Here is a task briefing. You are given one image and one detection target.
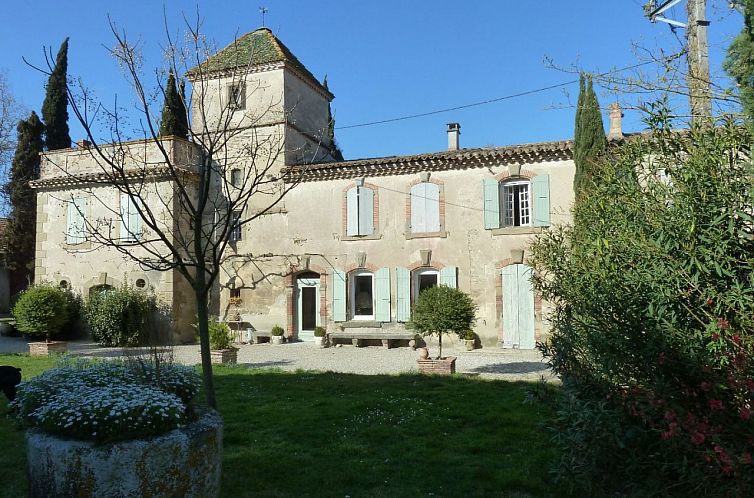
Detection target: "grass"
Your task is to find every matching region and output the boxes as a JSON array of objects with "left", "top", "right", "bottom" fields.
[{"left": 0, "top": 354, "right": 560, "bottom": 498}]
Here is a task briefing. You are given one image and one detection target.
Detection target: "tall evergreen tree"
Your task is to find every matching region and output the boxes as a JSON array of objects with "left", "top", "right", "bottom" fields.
[
  {"left": 159, "top": 71, "right": 189, "bottom": 139},
  {"left": 323, "top": 77, "right": 344, "bottom": 161},
  {"left": 41, "top": 38, "right": 71, "bottom": 150},
  {"left": 573, "top": 74, "right": 607, "bottom": 199},
  {"left": 3, "top": 112, "right": 43, "bottom": 294},
  {"left": 724, "top": 0, "right": 754, "bottom": 131}
]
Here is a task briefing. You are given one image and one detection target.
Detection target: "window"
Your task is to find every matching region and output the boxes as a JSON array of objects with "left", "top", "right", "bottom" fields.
[
  {"left": 66, "top": 197, "right": 87, "bottom": 245},
  {"left": 500, "top": 180, "right": 531, "bottom": 227},
  {"left": 229, "top": 211, "right": 242, "bottom": 242},
  {"left": 135, "top": 278, "right": 146, "bottom": 289},
  {"left": 412, "top": 268, "right": 439, "bottom": 302},
  {"left": 410, "top": 182, "right": 440, "bottom": 233},
  {"left": 230, "top": 168, "right": 242, "bottom": 187},
  {"left": 229, "top": 287, "right": 241, "bottom": 300},
  {"left": 228, "top": 83, "right": 246, "bottom": 110},
  {"left": 120, "top": 193, "right": 142, "bottom": 241},
  {"left": 349, "top": 271, "right": 374, "bottom": 320},
  {"left": 346, "top": 186, "right": 375, "bottom": 236},
  {"left": 483, "top": 175, "right": 550, "bottom": 230}
]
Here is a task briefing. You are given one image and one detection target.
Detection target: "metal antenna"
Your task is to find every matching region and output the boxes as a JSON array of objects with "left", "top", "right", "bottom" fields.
[{"left": 259, "top": 6, "right": 269, "bottom": 27}]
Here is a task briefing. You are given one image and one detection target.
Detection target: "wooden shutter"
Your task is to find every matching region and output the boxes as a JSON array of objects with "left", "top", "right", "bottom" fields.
[
  {"left": 67, "top": 197, "right": 86, "bottom": 244},
  {"left": 439, "top": 266, "right": 457, "bottom": 288},
  {"left": 331, "top": 270, "right": 346, "bottom": 322},
  {"left": 425, "top": 183, "right": 440, "bottom": 232},
  {"left": 395, "top": 267, "right": 411, "bottom": 322},
  {"left": 375, "top": 267, "right": 391, "bottom": 322},
  {"left": 532, "top": 174, "right": 551, "bottom": 227},
  {"left": 483, "top": 179, "right": 500, "bottom": 229},
  {"left": 120, "top": 193, "right": 142, "bottom": 240},
  {"left": 501, "top": 265, "right": 519, "bottom": 347},
  {"left": 357, "top": 187, "right": 374, "bottom": 236},
  {"left": 346, "top": 188, "right": 359, "bottom": 236},
  {"left": 501, "top": 264, "right": 536, "bottom": 349},
  {"left": 410, "top": 183, "right": 426, "bottom": 233}
]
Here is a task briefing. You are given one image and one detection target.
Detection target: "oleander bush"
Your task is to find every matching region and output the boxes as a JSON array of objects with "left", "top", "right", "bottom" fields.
[
  {"left": 12, "top": 285, "right": 73, "bottom": 341},
  {"left": 531, "top": 107, "right": 754, "bottom": 496},
  {"left": 84, "top": 286, "right": 154, "bottom": 347},
  {"left": 13, "top": 359, "right": 200, "bottom": 443}
]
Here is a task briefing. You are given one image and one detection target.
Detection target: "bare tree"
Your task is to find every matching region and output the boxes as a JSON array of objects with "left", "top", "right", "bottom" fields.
[
  {"left": 35, "top": 17, "right": 326, "bottom": 408},
  {"left": 0, "top": 71, "right": 25, "bottom": 186}
]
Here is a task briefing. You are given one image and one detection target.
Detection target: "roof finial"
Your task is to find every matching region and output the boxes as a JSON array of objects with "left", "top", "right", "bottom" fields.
[{"left": 259, "top": 6, "right": 268, "bottom": 27}]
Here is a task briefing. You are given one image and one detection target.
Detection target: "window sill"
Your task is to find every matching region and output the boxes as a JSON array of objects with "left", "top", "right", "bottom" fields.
[
  {"left": 341, "top": 234, "right": 382, "bottom": 241},
  {"left": 490, "top": 226, "right": 547, "bottom": 236},
  {"left": 405, "top": 230, "right": 447, "bottom": 240},
  {"left": 63, "top": 241, "right": 92, "bottom": 250}
]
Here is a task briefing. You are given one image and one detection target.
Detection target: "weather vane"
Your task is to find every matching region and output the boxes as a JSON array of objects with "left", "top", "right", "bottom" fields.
[{"left": 260, "top": 6, "right": 269, "bottom": 27}]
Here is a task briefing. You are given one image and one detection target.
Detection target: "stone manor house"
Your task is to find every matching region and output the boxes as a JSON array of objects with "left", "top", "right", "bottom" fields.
[{"left": 31, "top": 28, "right": 623, "bottom": 349}]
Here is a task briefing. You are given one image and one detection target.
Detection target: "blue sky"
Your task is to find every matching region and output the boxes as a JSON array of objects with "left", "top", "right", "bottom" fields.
[{"left": 0, "top": 0, "right": 744, "bottom": 160}]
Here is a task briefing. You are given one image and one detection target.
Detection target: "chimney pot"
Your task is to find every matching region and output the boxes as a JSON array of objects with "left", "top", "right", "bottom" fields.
[
  {"left": 447, "top": 123, "right": 460, "bottom": 151},
  {"left": 608, "top": 103, "right": 624, "bottom": 140}
]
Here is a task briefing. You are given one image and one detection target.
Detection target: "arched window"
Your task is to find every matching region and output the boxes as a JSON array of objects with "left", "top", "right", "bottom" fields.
[
  {"left": 349, "top": 270, "right": 375, "bottom": 320},
  {"left": 230, "top": 168, "right": 242, "bottom": 187},
  {"left": 500, "top": 179, "right": 531, "bottom": 227},
  {"left": 409, "top": 182, "right": 440, "bottom": 233},
  {"left": 482, "top": 175, "right": 550, "bottom": 230},
  {"left": 412, "top": 268, "right": 439, "bottom": 302}
]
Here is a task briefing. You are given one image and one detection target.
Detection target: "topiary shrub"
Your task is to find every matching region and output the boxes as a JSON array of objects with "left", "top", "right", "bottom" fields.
[
  {"left": 12, "top": 286, "right": 71, "bottom": 341},
  {"left": 408, "top": 285, "right": 476, "bottom": 359},
  {"left": 84, "top": 287, "right": 154, "bottom": 347},
  {"left": 271, "top": 325, "right": 284, "bottom": 337},
  {"left": 314, "top": 326, "right": 326, "bottom": 338}
]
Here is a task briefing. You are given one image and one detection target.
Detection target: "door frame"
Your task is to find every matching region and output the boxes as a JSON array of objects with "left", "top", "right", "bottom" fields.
[
  {"left": 349, "top": 270, "right": 375, "bottom": 320},
  {"left": 296, "top": 276, "right": 321, "bottom": 340}
]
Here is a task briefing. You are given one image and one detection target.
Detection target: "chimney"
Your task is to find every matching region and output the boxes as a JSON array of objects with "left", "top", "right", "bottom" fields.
[
  {"left": 447, "top": 123, "right": 460, "bottom": 151},
  {"left": 77, "top": 139, "right": 91, "bottom": 149},
  {"left": 608, "top": 103, "right": 624, "bottom": 140}
]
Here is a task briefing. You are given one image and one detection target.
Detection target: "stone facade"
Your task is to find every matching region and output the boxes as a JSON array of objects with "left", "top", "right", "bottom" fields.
[{"left": 32, "top": 27, "right": 576, "bottom": 349}]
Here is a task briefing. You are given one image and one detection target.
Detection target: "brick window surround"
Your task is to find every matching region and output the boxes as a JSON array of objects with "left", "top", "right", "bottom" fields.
[
  {"left": 341, "top": 181, "right": 380, "bottom": 241},
  {"left": 405, "top": 177, "right": 446, "bottom": 239}
]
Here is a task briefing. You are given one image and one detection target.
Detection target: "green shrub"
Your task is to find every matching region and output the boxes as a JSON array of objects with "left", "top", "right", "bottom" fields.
[
  {"left": 408, "top": 285, "right": 476, "bottom": 358},
  {"left": 314, "top": 326, "right": 326, "bottom": 338},
  {"left": 58, "top": 288, "right": 83, "bottom": 340},
  {"left": 84, "top": 287, "right": 154, "bottom": 347},
  {"left": 12, "top": 286, "right": 71, "bottom": 341},
  {"left": 531, "top": 107, "right": 754, "bottom": 496},
  {"left": 207, "top": 321, "right": 234, "bottom": 350},
  {"left": 271, "top": 325, "right": 284, "bottom": 336},
  {"left": 461, "top": 329, "right": 475, "bottom": 341}
]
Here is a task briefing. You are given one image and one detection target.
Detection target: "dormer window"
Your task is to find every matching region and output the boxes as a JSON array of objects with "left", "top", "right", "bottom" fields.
[{"left": 228, "top": 83, "right": 246, "bottom": 110}]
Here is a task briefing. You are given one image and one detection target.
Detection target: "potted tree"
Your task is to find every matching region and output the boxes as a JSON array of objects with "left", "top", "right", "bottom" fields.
[
  {"left": 313, "top": 326, "right": 326, "bottom": 347},
  {"left": 462, "top": 329, "right": 476, "bottom": 351},
  {"left": 271, "top": 325, "right": 285, "bottom": 345},
  {"left": 409, "top": 285, "right": 476, "bottom": 375},
  {"left": 13, "top": 285, "right": 73, "bottom": 356},
  {"left": 208, "top": 321, "right": 238, "bottom": 364}
]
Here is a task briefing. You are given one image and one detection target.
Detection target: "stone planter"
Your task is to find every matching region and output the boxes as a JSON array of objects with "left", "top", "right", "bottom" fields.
[
  {"left": 465, "top": 339, "right": 475, "bottom": 351},
  {"left": 210, "top": 348, "right": 238, "bottom": 364},
  {"left": 417, "top": 356, "right": 457, "bottom": 375},
  {"left": 29, "top": 341, "right": 68, "bottom": 356},
  {"left": 313, "top": 336, "right": 324, "bottom": 347},
  {"left": 271, "top": 335, "right": 284, "bottom": 345},
  {"left": 26, "top": 410, "right": 223, "bottom": 498}
]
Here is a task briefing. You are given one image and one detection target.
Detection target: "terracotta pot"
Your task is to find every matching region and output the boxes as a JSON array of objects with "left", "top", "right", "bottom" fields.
[{"left": 417, "top": 347, "right": 429, "bottom": 360}]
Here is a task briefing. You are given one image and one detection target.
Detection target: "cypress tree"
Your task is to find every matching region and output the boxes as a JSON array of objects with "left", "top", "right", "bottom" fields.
[
  {"left": 159, "top": 71, "right": 189, "bottom": 139},
  {"left": 3, "top": 112, "right": 43, "bottom": 294},
  {"left": 323, "top": 77, "right": 344, "bottom": 161},
  {"left": 724, "top": 0, "right": 754, "bottom": 131},
  {"left": 573, "top": 74, "right": 607, "bottom": 199},
  {"left": 41, "top": 38, "right": 71, "bottom": 150}
]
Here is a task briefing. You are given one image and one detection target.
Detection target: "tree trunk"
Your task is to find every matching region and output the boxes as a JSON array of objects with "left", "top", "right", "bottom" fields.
[
  {"left": 194, "top": 271, "right": 217, "bottom": 409},
  {"left": 438, "top": 332, "right": 443, "bottom": 360}
]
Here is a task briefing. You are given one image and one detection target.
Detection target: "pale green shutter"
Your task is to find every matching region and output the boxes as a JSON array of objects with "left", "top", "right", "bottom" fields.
[
  {"left": 425, "top": 183, "right": 440, "bottom": 232},
  {"left": 120, "top": 193, "right": 129, "bottom": 240},
  {"left": 346, "top": 188, "right": 359, "bottom": 236},
  {"left": 439, "top": 266, "right": 457, "bottom": 288},
  {"left": 532, "top": 174, "right": 550, "bottom": 227},
  {"left": 518, "top": 265, "right": 536, "bottom": 349},
  {"left": 332, "top": 270, "right": 346, "bottom": 322},
  {"left": 501, "top": 265, "right": 519, "bottom": 348},
  {"left": 410, "top": 183, "right": 426, "bottom": 233},
  {"left": 130, "top": 197, "right": 142, "bottom": 239},
  {"left": 67, "top": 197, "right": 86, "bottom": 244},
  {"left": 358, "top": 187, "right": 374, "bottom": 235},
  {"left": 395, "top": 267, "right": 411, "bottom": 322},
  {"left": 483, "top": 179, "right": 500, "bottom": 229},
  {"left": 375, "top": 267, "right": 391, "bottom": 322},
  {"left": 66, "top": 200, "right": 78, "bottom": 244}
]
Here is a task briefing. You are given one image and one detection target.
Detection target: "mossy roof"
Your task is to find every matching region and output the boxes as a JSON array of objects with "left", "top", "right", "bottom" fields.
[{"left": 187, "top": 28, "right": 330, "bottom": 96}]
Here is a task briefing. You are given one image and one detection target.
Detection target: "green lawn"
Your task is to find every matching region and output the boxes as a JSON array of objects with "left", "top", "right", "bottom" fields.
[{"left": 0, "top": 355, "right": 560, "bottom": 498}]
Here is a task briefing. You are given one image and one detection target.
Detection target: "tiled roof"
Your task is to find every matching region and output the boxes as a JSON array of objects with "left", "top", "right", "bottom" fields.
[
  {"left": 284, "top": 140, "right": 573, "bottom": 182},
  {"left": 187, "top": 28, "right": 330, "bottom": 97},
  {"left": 29, "top": 166, "right": 198, "bottom": 189}
]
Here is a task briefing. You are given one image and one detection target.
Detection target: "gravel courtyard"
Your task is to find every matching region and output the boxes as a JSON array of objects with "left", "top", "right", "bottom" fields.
[{"left": 0, "top": 335, "right": 554, "bottom": 382}]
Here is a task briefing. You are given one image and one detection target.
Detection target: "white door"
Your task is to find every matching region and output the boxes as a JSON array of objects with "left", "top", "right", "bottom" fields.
[
  {"left": 297, "top": 277, "right": 320, "bottom": 341},
  {"left": 501, "top": 264, "right": 535, "bottom": 349}
]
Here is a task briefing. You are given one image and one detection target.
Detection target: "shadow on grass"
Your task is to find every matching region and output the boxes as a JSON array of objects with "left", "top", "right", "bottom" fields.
[
  {"left": 469, "top": 361, "right": 550, "bottom": 375},
  {"left": 237, "top": 360, "right": 293, "bottom": 368}
]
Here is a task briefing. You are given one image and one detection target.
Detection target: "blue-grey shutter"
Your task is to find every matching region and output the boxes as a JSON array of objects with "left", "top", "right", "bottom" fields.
[
  {"left": 120, "top": 193, "right": 130, "bottom": 240},
  {"left": 346, "top": 188, "right": 359, "bottom": 236},
  {"left": 518, "top": 265, "right": 536, "bottom": 349},
  {"left": 483, "top": 179, "right": 500, "bottom": 229},
  {"left": 395, "top": 267, "right": 411, "bottom": 322},
  {"left": 425, "top": 183, "right": 440, "bottom": 232},
  {"left": 501, "top": 265, "right": 518, "bottom": 348},
  {"left": 375, "top": 267, "right": 391, "bottom": 322},
  {"left": 532, "top": 174, "right": 550, "bottom": 227},
  {"left": 358, "top": 187, "right": 374, "bottom": 235},
  {"left": 332, "top": 270, "right": 346, "bottom": 322},
  {"left": 67, "top": 197, "right": 86, "bottom": 244},
  {"left": 439, "top": 266, "right": 457, "bottom": 288},
  {"left": 410, "top": 183, "right": 426, "bottom": 233},
  {"left": 130, "top": 197, "right": 142, "bottom": 239}
]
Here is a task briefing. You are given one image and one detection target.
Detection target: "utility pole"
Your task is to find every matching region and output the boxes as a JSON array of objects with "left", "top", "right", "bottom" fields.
[{"left": 645, "top": 0, "right": 712, "bottom": 122}]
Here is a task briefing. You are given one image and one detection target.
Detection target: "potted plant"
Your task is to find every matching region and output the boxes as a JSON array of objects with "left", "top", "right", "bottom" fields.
[
  {"left": 462, "top": 329, "right": 476, "bottom": 351},
  {"left": 409, "top": 285, "right": 476, "bottom": 375},
  {"left": 313, "top": 326, "right": 326, "bottom": 347},
  {"left": 207, "top": 321, "right": 238, "bottom": 364},
  {"left": 271, "top": 325, "right": 285, "bottom": 345},
  {"left": 13, "top": 285, "right": 73, "bottom": 356}
]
